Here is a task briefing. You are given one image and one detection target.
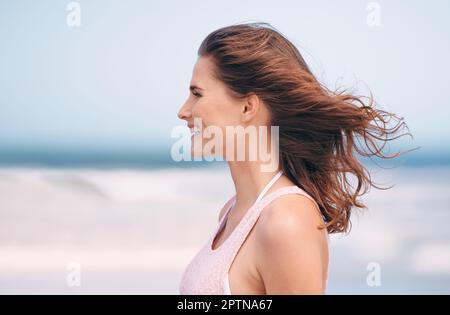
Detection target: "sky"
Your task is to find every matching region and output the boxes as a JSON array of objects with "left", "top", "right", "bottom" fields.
[{"left": 0, "top": 0, "right": 449, "bottom": 159}]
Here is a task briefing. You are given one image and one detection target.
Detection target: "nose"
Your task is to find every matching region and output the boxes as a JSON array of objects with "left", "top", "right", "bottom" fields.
[{"left": 177, "top": 99, "right": 191, "bottom": 121}]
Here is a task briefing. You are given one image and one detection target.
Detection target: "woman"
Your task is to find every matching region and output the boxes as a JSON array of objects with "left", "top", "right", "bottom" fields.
[{"left": 177, "top": 22, "right": 411, "bottom": 295}]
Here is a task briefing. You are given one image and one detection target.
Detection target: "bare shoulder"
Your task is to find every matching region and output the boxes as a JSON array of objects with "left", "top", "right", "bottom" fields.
[
  {"left": 256, "top": 193, "right": 325, "bottom": 239},
  {"left": 253, "top": 193, "right": 328, "bottom": 294}
]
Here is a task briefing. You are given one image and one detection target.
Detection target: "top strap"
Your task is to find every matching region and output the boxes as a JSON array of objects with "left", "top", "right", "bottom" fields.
[
  {"left": 254, "top": 170, "right": 283, "bottom": 204},
  {"left": 219, "top": 170, "right": 283, "bottom": 225},
  {"left": 224, "top": 185, "right": 323, "bottom": 265}
]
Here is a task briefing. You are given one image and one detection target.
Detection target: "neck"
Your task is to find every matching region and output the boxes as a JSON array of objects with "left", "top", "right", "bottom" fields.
[{"left": 227, "top": 160, "right": 281, "bottom": 213}]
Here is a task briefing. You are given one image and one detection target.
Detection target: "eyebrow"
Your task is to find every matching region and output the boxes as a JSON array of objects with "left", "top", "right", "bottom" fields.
[{"left": 189, "top": 85, "right": 204, "bottom": 91}]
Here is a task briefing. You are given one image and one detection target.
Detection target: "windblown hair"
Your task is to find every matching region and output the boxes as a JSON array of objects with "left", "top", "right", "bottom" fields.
[{"left": 198, "top": 22, "right": 414, "bottom": 234}]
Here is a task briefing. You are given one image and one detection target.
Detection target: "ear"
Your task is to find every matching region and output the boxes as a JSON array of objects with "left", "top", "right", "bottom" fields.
[{"left": 241, "top": 93, "right": 260, "bottom": 123}]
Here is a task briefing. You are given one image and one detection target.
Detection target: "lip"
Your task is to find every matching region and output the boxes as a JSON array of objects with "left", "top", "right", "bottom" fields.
[{"left": 188, "top": 124, "right": 201, "bottom": 136}]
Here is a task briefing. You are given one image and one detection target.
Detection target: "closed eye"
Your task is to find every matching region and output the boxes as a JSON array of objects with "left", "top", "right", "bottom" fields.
[{"left": 191, "top": 90, "right": 202, "bottom": 97}]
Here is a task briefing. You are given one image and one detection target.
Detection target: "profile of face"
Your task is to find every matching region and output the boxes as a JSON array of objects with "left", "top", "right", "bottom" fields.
[{"left": 177, "top": 56, "right": 271, "bottom": 160}]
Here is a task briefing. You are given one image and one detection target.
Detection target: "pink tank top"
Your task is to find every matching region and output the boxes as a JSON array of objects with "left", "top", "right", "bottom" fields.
[{"left": 179, "top": 170, "right": 325, "bottom": 295}]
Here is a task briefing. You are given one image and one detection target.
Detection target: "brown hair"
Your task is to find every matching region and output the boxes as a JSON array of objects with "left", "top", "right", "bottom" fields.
[{"left": 198, "top": 22, "right": 415, "bottom": 234}]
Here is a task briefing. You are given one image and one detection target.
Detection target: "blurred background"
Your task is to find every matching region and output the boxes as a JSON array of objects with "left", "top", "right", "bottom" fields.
[{"left": 0, "top": 0, "right": 449, "bottom": 294}]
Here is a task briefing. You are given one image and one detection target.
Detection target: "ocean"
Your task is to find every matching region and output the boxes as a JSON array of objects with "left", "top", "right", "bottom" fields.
[{"left": 0, "top": 158, "right": 449, "bottom": 294}]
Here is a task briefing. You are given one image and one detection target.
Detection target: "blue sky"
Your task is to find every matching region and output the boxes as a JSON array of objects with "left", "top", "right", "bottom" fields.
[{"left": 0, "top": 0, "right": 449, "bottom": 158}]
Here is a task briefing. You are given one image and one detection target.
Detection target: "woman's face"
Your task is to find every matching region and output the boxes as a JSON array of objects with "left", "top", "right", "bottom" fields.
[{"left": 177, "top": 56, "right": 244, "bottom": 158}]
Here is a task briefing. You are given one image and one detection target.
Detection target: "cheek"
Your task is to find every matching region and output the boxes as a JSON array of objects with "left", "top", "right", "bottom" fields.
[
  {"left": 195, "top": 99, "right": 223, "bottom": 128},
  {"left": 196, "top": 94, "right": 239, "bottom": 130}
]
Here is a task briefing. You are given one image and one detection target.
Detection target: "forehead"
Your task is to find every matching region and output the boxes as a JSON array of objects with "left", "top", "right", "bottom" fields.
[{"left": 191, "top": 56, "right": 217, "bottom": 87}]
